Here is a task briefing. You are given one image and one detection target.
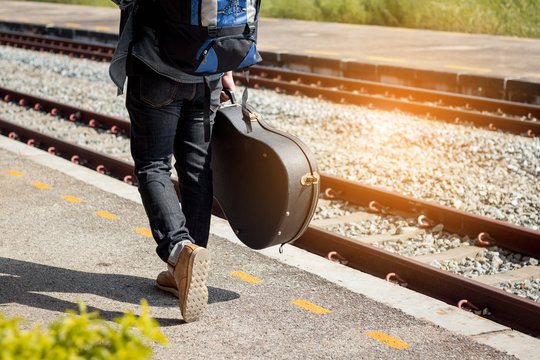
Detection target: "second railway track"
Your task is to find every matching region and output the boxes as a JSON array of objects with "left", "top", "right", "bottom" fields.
[{"left": 1, "top": 30, "right": 539, "bottom": 136}]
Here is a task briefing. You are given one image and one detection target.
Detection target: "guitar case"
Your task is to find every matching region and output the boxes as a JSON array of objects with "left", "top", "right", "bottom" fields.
[{"left": 211, "top": 90, "right": 319, "bottom": 250}]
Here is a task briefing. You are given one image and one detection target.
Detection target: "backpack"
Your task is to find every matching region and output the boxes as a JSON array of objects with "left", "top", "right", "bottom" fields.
[{"left": 152, "top": 0, "right": 262, "bottom": 75}]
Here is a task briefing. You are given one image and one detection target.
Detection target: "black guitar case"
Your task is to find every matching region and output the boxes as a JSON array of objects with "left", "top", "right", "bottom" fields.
[{"left": 211, "top": 91, "right": 319, "bottom": 250}]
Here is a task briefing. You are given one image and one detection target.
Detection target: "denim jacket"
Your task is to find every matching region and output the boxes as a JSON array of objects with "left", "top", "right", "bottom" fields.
[{"left": 108, "top": 0, "right": 221, "bottom": 94}]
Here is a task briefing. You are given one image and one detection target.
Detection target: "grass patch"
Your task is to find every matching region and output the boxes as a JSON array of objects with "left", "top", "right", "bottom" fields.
[{"left": 260, "top": 0, "right": 540, "bottom": 38}]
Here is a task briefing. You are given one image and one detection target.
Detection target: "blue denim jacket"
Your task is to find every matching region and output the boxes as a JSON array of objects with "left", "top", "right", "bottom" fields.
[{"left": 109, "top": 0, "right": 221, "bottom": 94}]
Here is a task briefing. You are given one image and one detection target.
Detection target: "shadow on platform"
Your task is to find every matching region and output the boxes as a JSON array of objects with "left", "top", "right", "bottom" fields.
[{"left": 0, "top": 257, "right": 239, "bottom": 326}]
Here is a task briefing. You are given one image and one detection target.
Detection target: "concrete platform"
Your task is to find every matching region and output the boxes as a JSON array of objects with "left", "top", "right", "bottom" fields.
[{"left": 1, "top": 135, "right": 540, "bottom": 359}]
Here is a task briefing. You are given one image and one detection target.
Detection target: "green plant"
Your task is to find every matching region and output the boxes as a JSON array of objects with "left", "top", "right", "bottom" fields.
[
  {"left": 259, "top": 0, "right": 540, "bottom": 38},
  {"left": 15, "top": 0, "right": 540, "bottom": 37},
  {"left": 0, "top": 300, "right": 168, "bottom": 360}
]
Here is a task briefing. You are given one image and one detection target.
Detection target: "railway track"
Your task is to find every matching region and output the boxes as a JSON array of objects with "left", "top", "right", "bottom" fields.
[
  {"left": 236, "top": 68, "right": 540, "bottom": 137},
  {"left": 0, "top": 86, "right": 539, "bottom": 336},
  {"left": 0, "top": 31, "right": 113, "bottom": 61},
  {"left": 1, "top": 30, "right": 539, "bottom": 137}
]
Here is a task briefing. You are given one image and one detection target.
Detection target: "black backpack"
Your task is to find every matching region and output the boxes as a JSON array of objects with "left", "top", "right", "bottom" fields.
[{"left": 148, "top": 0, "right": 262, "bottom": 75}]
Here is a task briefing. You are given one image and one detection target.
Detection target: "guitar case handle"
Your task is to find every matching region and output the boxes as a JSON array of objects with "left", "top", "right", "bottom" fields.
[
  {"left": 222, "top": 88, "right": 237, "bottom": 104},
  {"left": 223, "top": 69, "right": 260, "bottom": 134}
]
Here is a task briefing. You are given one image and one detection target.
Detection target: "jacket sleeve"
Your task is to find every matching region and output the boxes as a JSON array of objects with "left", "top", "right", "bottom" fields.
[{"left": 110, "top": 0, "right": 134, "bottom": 10}]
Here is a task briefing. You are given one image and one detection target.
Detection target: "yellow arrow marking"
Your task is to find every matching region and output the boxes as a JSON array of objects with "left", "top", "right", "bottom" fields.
[
  {"left": 32, "top": 182, "right": 51, "bottom": 189},
  {"left": 367, "top": 56, "right": 408, "bottom": 63},
  {"left": 305, "top": 49, "right": 339, "bottom": 56},
  {"left": 95, "top": 211, "right": 118, "bottom": 219},
  {"left": 290, "top": 299, "right": 331, "bottom": 314},
  {"left": 229, "top": 271, "right": 263, "bottom": 283},
  {"left": 61, "top": 195, "right": 83, "bottom": 203},
  {"left": 6, "top": 170, "right": 23, "bottom": 176},
  {"left": 258, "top": 44, "right": 280, "bottom": 50},
  {"left": 134, "top": 228, "right": 153, "bottom": 237},
  {"left": 366, "top": 332, "right": 411, "bottom": 349},
  {"left": 444, "top": 65, "right": 492, "bottom": 72},
  {"left": 93, "top": 26, "right": 111, "bottom": 31}
]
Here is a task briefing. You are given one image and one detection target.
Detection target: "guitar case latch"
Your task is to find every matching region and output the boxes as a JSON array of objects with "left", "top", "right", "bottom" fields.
[{"left": 301, "top": 172, "right": 320, "bottom": 186}]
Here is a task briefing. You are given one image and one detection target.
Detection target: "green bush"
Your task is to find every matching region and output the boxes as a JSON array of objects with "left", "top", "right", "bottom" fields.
[
  {"left": 0, "top": 300, "right": 168, "bottom": 360},
  {"left": 16, "top": 0, "right": 540, "bottom": 37},
  {"left": 259, "top": 0, "right": 540, "bottom": 38}
]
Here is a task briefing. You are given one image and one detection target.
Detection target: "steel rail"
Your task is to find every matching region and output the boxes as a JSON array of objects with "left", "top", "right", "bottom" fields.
[
  {"left": 0, "top": 117, "right": 222, "bottom": 215},
  {"left": 247, "top": 66, "right": 540, "bottom": 120},
  {"left": 0, "top": 117, "right": 133, "bottom": 181},
  {"left": 0, "top": 86, "right": 130, "bottom": 134},
  {"left": 0, "top": 117, "right": 538, "bottom": 336},
  {"left": 0, "top": 31, "right": 112, "bottom": 60},
  {"left": 294, "top": 226, "right": 540, "bottom": 336},
  {"left": 319, "top": 173, "right": 540, "bottom": 258},
  {"left": 235, "top": 72, "right": 540, "bottom": 136}
]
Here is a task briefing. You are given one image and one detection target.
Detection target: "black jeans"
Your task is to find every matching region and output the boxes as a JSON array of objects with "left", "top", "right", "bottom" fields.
[{"left": 126, "top": 73, "right": 222, "bottom": 262}]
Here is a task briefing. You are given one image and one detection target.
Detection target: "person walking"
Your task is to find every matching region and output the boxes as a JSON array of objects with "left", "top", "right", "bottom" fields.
[{"left": 108, "top": 0, "right": 237, "bottom": 322}]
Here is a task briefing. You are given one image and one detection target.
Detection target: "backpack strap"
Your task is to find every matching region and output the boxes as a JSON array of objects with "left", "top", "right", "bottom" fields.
[{"left": 200, "top": 0, "right": 218, "bottom": 28}]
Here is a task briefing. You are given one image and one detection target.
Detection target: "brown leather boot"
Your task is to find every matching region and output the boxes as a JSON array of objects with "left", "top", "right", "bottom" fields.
[
  {"left": 168, "top": 243, "right": 211, "bottom": 322},
  {"left": 156, "top": 270, "right": 178, "bottom": 298}
]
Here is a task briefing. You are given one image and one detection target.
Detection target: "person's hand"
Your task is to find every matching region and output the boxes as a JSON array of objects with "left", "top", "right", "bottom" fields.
[{"left": 220, "top": 71, "right": 236, "bottom": 102}]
